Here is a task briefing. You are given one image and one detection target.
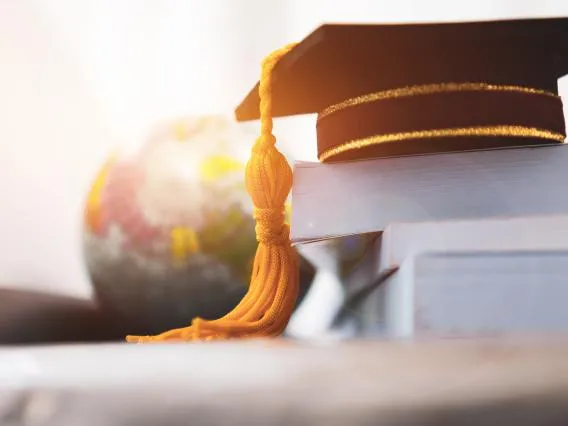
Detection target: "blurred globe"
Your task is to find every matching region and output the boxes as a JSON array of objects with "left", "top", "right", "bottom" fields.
[{"left": 82, "top": 116, "right": 313, "bottom": 336}]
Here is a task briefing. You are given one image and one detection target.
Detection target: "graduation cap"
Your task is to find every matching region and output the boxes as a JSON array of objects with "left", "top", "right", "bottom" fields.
[
  {"left": 237, "top": 17, "right": 568, "bottom": 162},
  {"left": 127, "top": 17, "right": 568, "bottom": 343}
]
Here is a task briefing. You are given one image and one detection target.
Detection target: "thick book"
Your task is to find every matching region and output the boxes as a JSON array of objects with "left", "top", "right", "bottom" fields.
[
  {"left": 335, "top": 215, "right": 568, "bottom": 336},
  {"left": 379, "top": 214, "right": 568, "bottom": 273},
  {"left": 368, "top": 251, "right": 568, "bottom": 339},
  {"left": 0, "top": 288, "right": 120, "bottom": 344},
  {"left": 291, "top": 144, "right": 568, "bottom": 243}
]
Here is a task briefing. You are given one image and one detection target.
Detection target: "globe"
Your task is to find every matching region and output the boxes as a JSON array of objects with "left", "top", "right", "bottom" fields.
[{"left": 82, "top": 116, "right": 313, "bottom": 337}]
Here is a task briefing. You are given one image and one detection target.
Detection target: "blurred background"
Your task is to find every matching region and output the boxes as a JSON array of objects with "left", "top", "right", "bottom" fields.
[{"left": 1, "top": 0, "right": 568, "bottom": 304}]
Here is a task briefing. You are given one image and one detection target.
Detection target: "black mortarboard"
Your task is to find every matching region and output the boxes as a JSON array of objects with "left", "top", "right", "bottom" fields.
[{"left": 235, "top": 17, "right": 568, "bottom": 162}]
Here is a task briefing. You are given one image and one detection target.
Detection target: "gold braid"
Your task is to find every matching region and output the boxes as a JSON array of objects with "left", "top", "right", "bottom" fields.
[{"left": 126, "top": 44, "right": 299, "bottom": 343}]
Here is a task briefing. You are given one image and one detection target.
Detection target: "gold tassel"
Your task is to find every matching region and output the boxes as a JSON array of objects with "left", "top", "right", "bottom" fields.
[{"left": 126, "top": 43, "right": 299, "bottom": 343}]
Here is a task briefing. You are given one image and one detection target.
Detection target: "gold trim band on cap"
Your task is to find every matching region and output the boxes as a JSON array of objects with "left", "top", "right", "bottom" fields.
[
  {"left": 318, "top": 82, "right": 560, "bottom": 121},
  {"left": 318, "top": 125, "right": 565, "bottom": 162}
]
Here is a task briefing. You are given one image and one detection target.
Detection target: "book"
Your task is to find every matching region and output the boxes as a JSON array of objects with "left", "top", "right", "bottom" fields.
[
  {"left": 332, "top": 215, "right": 568, "bottom": 336},
  {"left": 291, "top": 144, "right": 568, "bottom": 243},
  {"left": 379, "top": 214, "right": 568, "bottom": 273},
  {"left": 0, "top": 288, "right": 120, "bottom": 344},
  {"left": 370, "top": 250, "right": 568, "bottom": 338}
]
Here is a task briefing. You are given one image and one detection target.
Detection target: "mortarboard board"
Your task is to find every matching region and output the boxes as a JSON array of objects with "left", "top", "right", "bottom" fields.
[
  {"left": 237, "top": 17, "right": 568, "bottom": 162},
  {"left": 127, "top": 17, "right": 568, "bottom": 343}
]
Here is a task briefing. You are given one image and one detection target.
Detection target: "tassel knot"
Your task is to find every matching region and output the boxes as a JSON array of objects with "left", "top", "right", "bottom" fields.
[
  {"left": 254, "top": 134, "right": 277, "bottom": 150},
  {"left": 254, "top": 208, "right": 289, "bottom": 244}
]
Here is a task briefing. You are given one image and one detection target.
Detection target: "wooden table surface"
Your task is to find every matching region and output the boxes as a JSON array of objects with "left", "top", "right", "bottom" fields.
[{"left": 1, "top": 336, "right": 568, "bottom": 425}]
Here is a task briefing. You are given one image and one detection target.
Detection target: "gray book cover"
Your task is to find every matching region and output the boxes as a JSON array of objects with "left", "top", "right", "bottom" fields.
[
  {"left": 292, "top": 144, "right": 568, "bottom": 242},
  {"left": 373, "top": 251, "right": 568, "bottom": 338},
  {"left": 379, "top": 215, "right": 568, "bottom": 273}
]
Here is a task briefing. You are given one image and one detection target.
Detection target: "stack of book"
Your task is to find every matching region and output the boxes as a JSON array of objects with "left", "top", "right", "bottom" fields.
[
  {"left": 291, "top": 144, "right": 568, "bottom": 338},
  {"left": 232, "top": 18, "right": 568, "bottom": 342}
]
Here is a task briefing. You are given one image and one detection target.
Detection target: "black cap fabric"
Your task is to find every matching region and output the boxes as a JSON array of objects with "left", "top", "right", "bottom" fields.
[{"left": 235, "top": 18, "right": 568, "bottom": 162}]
